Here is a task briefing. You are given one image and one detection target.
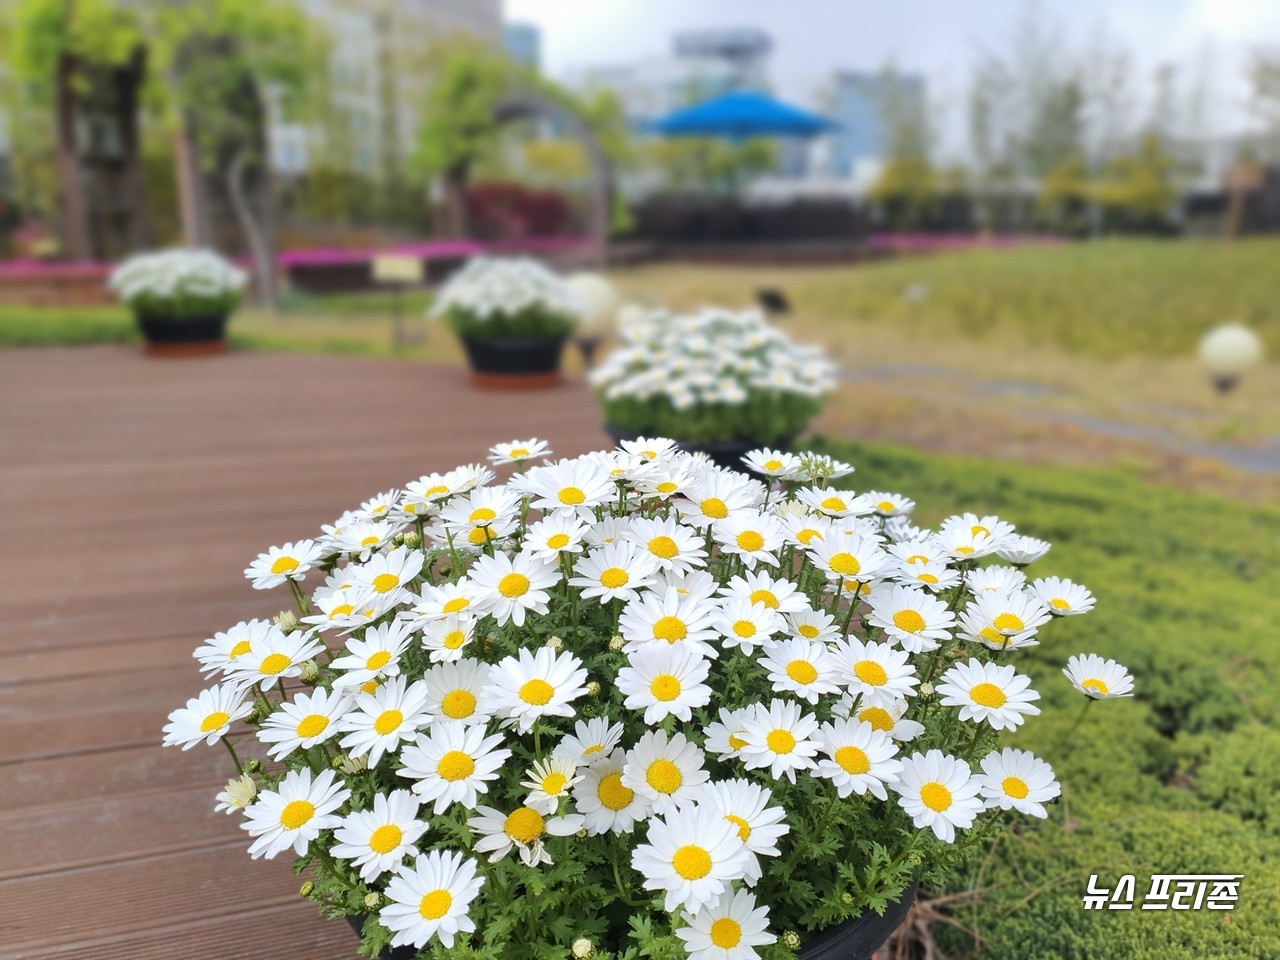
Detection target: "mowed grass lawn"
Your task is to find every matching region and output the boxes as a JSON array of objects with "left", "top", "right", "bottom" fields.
[{"left": 817, "top": 436, "right": 1280, "bottom": 959}]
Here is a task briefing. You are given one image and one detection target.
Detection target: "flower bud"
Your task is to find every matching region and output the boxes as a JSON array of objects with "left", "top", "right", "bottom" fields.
[
  {"left": 919, "top": 682, "right": 935, "bottom": 697},
  {"left": 401, "top": 531, "right": 423, "bottom": 549},
  {"left": 546, "top": 635, "right": 564, "bottom": 651},
  {"left": 299, "top": 881, "right": 315, "bottom": 897},
  {"left": 572, "top": 939, "right": 595, "bottom": 958},
  {"left": 337, "top": 754, "right": 369, "bottom": 774},
  {"left": 274, "top": 609, "right": 299, "bottom": 632},
  {"left": 585, "top": 681, "right": 601, "bottom": 697},
  {"left": 841, "top": 891, "right": 854, "bottom": 904},
  {"left": 391, "top": 532, "right": 406, "bottom": 546},
  {"left": 782, "top": 931, "right": 801, "bottom": 950},
  {"left": 608, "top": 635, "right": 624, "bottom": 652},
  {"left": 363, "top": 892, "right": 382, "bottom": 909},
  {"left": 245, "top": 758, "right": 263, "bottom": 774},
  {"left": 297, "top": 659, "right": 320, "bottom": 683}
]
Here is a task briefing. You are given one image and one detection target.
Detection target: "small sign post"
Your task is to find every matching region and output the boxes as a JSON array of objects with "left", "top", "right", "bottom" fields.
[{"left": 371, "top": 254, "right": 425, "bottom": 348}]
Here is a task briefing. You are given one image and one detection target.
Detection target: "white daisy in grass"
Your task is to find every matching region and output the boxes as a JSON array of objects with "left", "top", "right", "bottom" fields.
[
  {"left": 866, "top": 584, "right": 957, "bottom": 653},
  {"left": 895, "top": 559, "right": 961, "bottom": 593},
  {"left": 419, "top": 614, "right": 478, "bottom": 663},
  {"left": 936, "top": 659, "right": 1040, "bottom": 731},
  {"left": 675, "top": 470, "right": 764, "bottom": 528},
  {"left": 331, "top": 620, "right": 414, "bottom": 691},
  {"left": 978, "top": 748, "right": 1060, "bottom": 818},
  {"left": 619, "top": 435, "right": 680, "bottom": 462},
  {"left": 514, "top": 458, "right": 614, "bottom": 515},
  {"left": 193, "top": 619, "right": 274, "bottom": 676},
  {"left": 1063, "top": 653, "right": 1134, "bottom": 699},
  {"left": 483, "top": 646, "right": 589, "bottom": 733},
  {"left": 806, "top": 532, "right": 889, "bottom": 585},
  {"left": 357, "top": 489, "right": 402, "bottom": 521},
  {"left": 720, "top": 570, "right": 811, "bottom": 614},
  {"left": 998, "top": 535, "right": 1051, "bottom": 566},
  {"left": 399, "top": 721, "right": 511, "bottom": 814},
  {"left": 379, "top": 849, "right": 484, "bottom": 950},
  {"left": 488, "top": 437, "right": 551, "bottom": 466},
  {"left": 713, "top": 511, "right": 786, "bottom": 570},
  {"left": 244, "top": 540, "right": 324, "bottom": 590},
  {"left": 623, "top": 729, "right": 710, "bottom": 815},
  {"left": 704, "top": 706, "right": 755, "bottom": 760},
  {"left": 677, "top": 887, "right": 776, "bottom": 960},
  {"left": 257, "top": 687, "right": 349, "bottom": 760},
  {"left": 339, "top": 676, "right": 433, "bottom": 765},
  {"left": 468, "top": 551, "right": 560, "bottom": 627},
  {"left": 697, "top": 778, "right": 790, "bottom": 886},
  {"left": 329, "top": 520, "right": 401, "bottom": 561},
  {"left": 300, "top": 585, "right": 385, "bottom": 633},
  {"left": 758, "top": 637, "right": 841, "bottom": 704},
  {"left": 521, "top": 755, "right": 582, "bottom": 814},
  {"left": 214, "top": 774, "right": 256, "bottom": 814},
  {"left": 570, "top": 540, "right": 660, "bottom": 602},
  {"left": 331, "top": 790, "right": 428, "bottom": 882},
  {"left": 619, "top": 587, "right": 720, "bottom": 658},
  {"left": 958, "top": 590, "right": 1052, "bottom": 650},
  {"left": 776, "top": 510, "right": 832, "bottom": 549},
  {"left": 422, "top": 658, "right": 492, "bottom": 725},
  {"left": 624, "top": 516, "right": 707, "bottom": 574},
  {"left": 789, "top": 452, "right": 854, "bottom": 484},
  {"left": 713, "top": 598, "right": 784, "bottom": 654},
  {"left": 741, "top": 447, "right": 800, "bottom": 480},
  {"left": 893, "top": 750, "right": 984, "bottom": 843},
  {"left": 554, "top": 717, "right": 625, "bottom": 766},
  {"left": 781, "top": 608, "right": 839, "bottom": 645},
  {"left": 227, "top": 626, "right": 325, "bottom": 691},
  {"left": 1032, "top": 577, "right": 1096, "bottom": 616},
  {"left": 816, "top": 718, "right": 903, "bottom": 801},
  {"left": 836, "top": 696, "right": 925, "bottom": 743},
  {"left": 632, "top": 805, "right": 752, "bottom": 913},
  {"left": 468, "top": 804, "right": 584, "bottom": 867},
  {"left": 738, "top": 699, "right": 820, "bottom": 783},
  {"left": 618, "top": 644, "right": 713, "bottom": 723},
  {"left": 830, "top": 636, "right": 919, "bottom": 704},
  {"left": 523, "top": 513, "right": 590, "bottom": 563},
  {"left": 795, "top": 486, "right": 874, "bottom": 519},
  {"left": 163, "top": 683, "right": 252, "bottom": 749},
  {"left": 886, "top": 537, "right": 948, "bottom": 569},
  {"left": 574, "top": 748, "right": 652, "bottom": 835},
  {"left": 242, "top": 768, "right": 350, "bottom": 859},
  {"left": 349, "top": 547, "right": 424, "bottom": 601},
  {"left": 405, "top": 578, "right": 479, "bottom": 622},
  {"left": 865, "top": 491, "right": 916, "bottom": 518}
]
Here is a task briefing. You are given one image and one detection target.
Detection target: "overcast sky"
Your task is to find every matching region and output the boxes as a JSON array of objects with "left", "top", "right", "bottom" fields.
[{"left": 505, "top": 0, "right": 1280, "bottom": 154}]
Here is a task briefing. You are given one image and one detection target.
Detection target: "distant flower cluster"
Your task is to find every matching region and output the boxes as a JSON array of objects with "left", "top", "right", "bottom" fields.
[
  {"left": 108, "top": 248, "right": 247, "bottom": 318},
  {"left": 430, "top": 257, "right": 583, "bottom": 340}
]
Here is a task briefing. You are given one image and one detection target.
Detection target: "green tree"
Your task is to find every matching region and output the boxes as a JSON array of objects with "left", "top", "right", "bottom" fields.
[{"left": 1094, "top": 133, "right": 1177, "bottom": 233}]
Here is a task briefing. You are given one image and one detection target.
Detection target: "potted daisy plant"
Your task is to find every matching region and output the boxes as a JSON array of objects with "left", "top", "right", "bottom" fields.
[
  {"left": 431, "top": 257, "right": 583, "bottom": 389},
  {"left": 165, "top": 437, "right": 1132, "bottom": 960},
  {"left": 590, "top": 308, "right": 835, "bottom": 472},
  {"left": 107, "top": 247, "right": 248, "bottom": 356}
]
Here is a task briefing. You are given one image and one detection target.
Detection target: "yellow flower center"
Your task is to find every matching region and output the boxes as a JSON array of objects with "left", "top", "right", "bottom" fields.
[
  {"left": 360, "top": 679, "right": 380, "bottom": 695},
  {"left": 598, "top": 772, "right": 634, "bottom": 810},
  {"left": 200, "top": 711, "right": 230, "bottom": 733},
  {"left": 366, "top": 650, "right": 392, "bottom": 671},
  {"left": 766, "top": 729, "right": 796, "bottom": 754},
  {"left": 920, "top": 782, "right": 952, "bottom": 812},
  {"left": 821, "top": 496, "right": 847, "bottom": 512},
  {"left": 646, "top": 759, "right": 682, "bottom": 794},
  {"left": 600, "top": 567, "right": 630, "bottom": 590},
  {"left": 546, "top": 533, "right": 570, "bottom": 549},
  {"left": 295, "top": 714, "right": 329, "bottom": 738},
  {"left": 648, "top": 535, "right": 679, "bottom": 559},
  {"left": 441, "top": 690, "right": 477, "bottom": 719},
  {"left": 893, "top": 610, "right": 926, "bottom": 634},
  {"left": 270, "top": 556, "right": 299, "bottom": 576},
  {"left": 736, "top": 530, "right": 765, "bottom": 552},
  {"left": 372, "top": 573, "right": 400, "bottom": 594},
  {"left": 992, "top": 613, "right": 1024, "bottom": 633},
  {"left": 970, "top": 682, "right": 1007, "bottom": 708},
  {"left": 917, "top": 573, "right": 938, "bottom": 584},
  {"left": 498, "top": 573, "right": 530, "bottom": 598},
  {"left": 424, "top": 485, "right": 449, "bottom": 497},
  {"left": 749, "top": 589, "right": 779, "bottom": 608},
  {"left": 797, "top": 624, "right": 820, "bottom": 639},
  {"left": 733, "top": 620, "right": 756, "bottom": 638},
  {"left": 700, "top": 497, "right": 729, "bottom": 519},
  {"left": 259, "top": 653, "right": 291, "bottom": 676},
  {"left": 858, "top": 706, "right": 893, "bottom": 732},
  {"left": 650, "top": 674, "right": 682, "bottom": 701},
  {"left": 710, "top": 918, "right": 743, "bottom": 949},
  {"left": 725, "top": 813, "right": 752, "bottom": 841},
  {"left": 508, "top": 447, "right": 530, "bottom": 458},
  {"left": 971, "top": 524, "right": 991, "bottom": 537},
  {"left": 368, "top": 824, "right": 402, "bottom": 854},
  {"left": 1050, "top": 597, "right": 1071, "bottom": 611},
  {"left": 558, "top": 487, "right": 586, "bottom": 505},
  {"left": 541, "top": 772, "right": 568, "bottom": 795},
  {"left": 504, "top": 806, "right": 545, "bottom": 843},
  {"left": 442, "top": 597, "right": 469, "bottom": 614},
  {"left": 797, "top": 528, "right": 821, "bottom": 545},
  {"left": 656, "top": 481, "right": 678, "bottom": 494},
  {"left": 437, "top": 750, "right": 476, "bottom": 781},
  {"left": 229, "top": 639, "right": 252, "bottom": 659},
  {"left": 763, "top": 459, "right": 783, "bottom": 471},
  {"left": 419, "top": 889, "right": 452, "bottom": 920},
  {"left": 853, "top": 660, "right": 888, "bottom": 686},
  {"left": 469, "top": 507, "right": 496, "bottom": 523},
  {"left": 374, "top": 709, "right": 403, "bottom": 735},
  {"left": 360, "top": 536, "right": 380, "bottom": 548},
  {"left": 828, "top": 552, "right": 860, "bottom": 576},
  {"left": 583, "top": 744, "right": 604, "bottom": 755},
  {"left": 834, "top": 745, "right": 870, "bottom": 774},
  {"left": 1083, "top": 677, "right": 1109, "bottom": 695},
  {"left": 786, "top": 660, "right": 818, "bottom": 685},
  {"left": 672, "top": 844, "right": 712, "bottom": 880},
  {"left": 1002, "top": 776, "right": 1030, "bottom": 799},
  {"left": 728, "top": 733, "right": 748, "bottom": 750},
  {"left": 443, "top": 630, "right": 467, "bottom": 650},
  {"left": 979, "top": 627, "right": 1010, "bottom": 647},
  {"left": 519, "top": 679, "right": 554, "bottom": 705},
  {"left": 653, "top": 616, "right": 687, "bottom": 643},
  {"left": 280, "top": 799, "right": 314, "bottom": 830},
  {"left": 328, "top": 603, "right": 354, "bottom": 619},
  {"left": 468, "top": 526, "right": 494, "bottom": 546},
  {"left": 877, "top": 500, "right": 896, "bottom": 513}
]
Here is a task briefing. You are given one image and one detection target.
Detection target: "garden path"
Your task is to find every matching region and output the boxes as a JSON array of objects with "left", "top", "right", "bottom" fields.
[{"left": 0, "top": 346, "right": 609, "bottom": 959}]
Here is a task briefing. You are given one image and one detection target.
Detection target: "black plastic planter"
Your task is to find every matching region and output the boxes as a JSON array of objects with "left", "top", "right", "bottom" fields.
[
  {"left": 134, "top": 311, "right": 229, "bottom": 356},
  {"left": 796, "top": 884, "right": 918, "bottom": 960},
  {"left": 461, "top": 335, "right": 567, "bottom": 389},
  {"left": 605, "top": 424, "right": 794, "bottom": 475}
]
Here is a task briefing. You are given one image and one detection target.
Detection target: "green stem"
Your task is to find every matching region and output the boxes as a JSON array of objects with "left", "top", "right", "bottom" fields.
[{"left": 221, "top": 735, "right": 244, "bottom": 775}]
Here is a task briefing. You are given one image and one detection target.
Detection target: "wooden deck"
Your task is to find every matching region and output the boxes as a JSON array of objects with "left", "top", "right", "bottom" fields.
[{"left": 0, "top": 346, "right": 609, "bottom": 959}]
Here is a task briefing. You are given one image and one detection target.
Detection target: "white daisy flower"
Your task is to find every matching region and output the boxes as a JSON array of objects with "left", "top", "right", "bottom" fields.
[
  {"left": 514, "top": 458, "right": 614, "bottom": 515},
  {"left": 468, "top": 804, "right": 585, "bottom": 867},
  {"left": 887, "top": 538, "right": 948, "bottom": 569},
  {"left": 419, "top": 614, "right": 478, "bottom": 663},
  {"left": 866, "top": 584, "right": 957, "bottom": 653},
  {"left": 865, "top": 491, "right": 916, "bottom": 518},
  {"left": 697, "top": 778, "right": 790, "bottom": 886},
  {"left": 349, "top": 546, "right": 424, "bottom": 600},
  {"left": 895, "top": 559, "right": 961, "bottom": 593},
  {"left": 214, "top": 774, "right": 256, "bottom": 814},
  {"left": 468, "top": 551, "right": 560, "bottom": 626},
  {"left": 675, "top": 470, "right": 764, "bottom": 528},
  {"left": 329, "top": 520, "right": 402, "bottom": 561},
  {"left": 331, "top": 790, "right": 429, "bottom": 882},
  {"left": 523, "top": 513, "right": 590, "bottom": 563},
  {"left": 676, "top": 887, "right": 776, "bottom": 960},
  {"left": 488, "top": 437, "right": 551, "bottom": 466},
  {"left": 713, "top": 598, "right": 784, "bottom": 654},
  {"left": 635, "top": 461, "right": 700, "bottom": 500},
  {"left": 522, "top": 755, "right": 582, "bottom": 814},
  {"left": 244, "top": 539, "right": 324, "bottom": 589},
  {"left": 966, "top": 566, "right": 1027, "bottom": 597},
  {"left": 781, "top": 608, "right": 839, "bottom": 645},
  {"left": 1063, "top": 653, "right": 1134, "bottom": 699},
  {"left": 624, "top": 516, "right": 708, "bottom": 574},
  {"left": 619, "top": 587, "right": 721, "bottom": 658},
  {"left": 758, "top": 637, "right": 841, "bottom": 703},
  {"left": 997, "top": 534, "right": 1051, "bottom": 565},
  {"left": 379, "top": 849, "right": 484, "bottom": 949},
  {"left": 242, "top": 768, "right": 350, "bottom": 859},
  {"left": 421, "top": 658, "right": 492, "bottom": 725},
  {"left": 719, "top": 570, "right": 811, "bottom": 614},
  {"left": 712, "top": 511, "right": 786, "bottom": 570},
  {"left": 483, "top": 646, "right": 589, "bottom": 733},
  {"left": 570, "top": 540, "right": 660, "bottom": 602},
  {"left": 331, "top": 620, "right": 414, "bottom": 691},
  {"left": 163, "top": 683, "right": 252, "bottom": 749},
  {"left": 936, "top": 659, "right": 1041, "bottom": 731},
  {"left": 977, "top": 748, "right": 1060, "bottom": 818},
  {"left": 574, "top": 747, "right": 653, "bottom": 835},
  {"left": 617, "top": 644, "right": 713, "bottom": 723},
  {"left": 795, "top": 486, "right": 874, "bottom": 519},
  {"left": 815, "top": 718, "right": 903, "bottom": 801},
  {"left": 703, "top": 707, "right": 754, "bottom": 759},
  {"left": 300, "top": 585, "right": 385, "bottom": 633},
  {"left": 398, "top": 722, "right": 511, "bottom": 814},
  {"left": 438, "top": 487, "right": 521, "bottom": 543},
  {"left": 835, "top": 695, "right": 925, "bottom": 743},
  {"left": 585, "top": 515, "right": 631, "bottom": 547},
  {"left": 357, "top": 488, "right": 402, "bottom": 520},
  {"left": 742, "top": 447, "right": 800, "bottom": 479},
  {"left": 738, "top": 699, "right": 820, "bottom": 783},
  {"left": 405, "top": 578, "right": 480, "bottom": 622},
  {"left": 830, "top": 636, "right": 919, "bottom": 704},
  {"left": 338, "top": 676, "right": 433, "bottom": 765},
  {"left": 554, "top": 717, "right": 625, "bottom": 766},
  {"left": 942, "top": 513, "right": 1017, "bottom": 547},
  {"left": 257, "top": 687, "right": 349, "bottom": 760},
  {"left": 893, "top": 750, "right": 984, "bottom": 842},
  {"left": 777, "top": 510, "right": 832, "bottom": 549},
  {"left": 789, "top": 453, "right": 853, "bottom": 483},
  {"left": 632, "top": 805, "right": 752, "bottom": 914},
  {"left": 1032, "top": 576, "right": 1096, "bottom": 616},
  {"left": 623, "top": 729, "right": 710, "bottom": 815},
  {"left": 193, "top": 619, "right": 274, "bottom": 676},
  {"left": 806, "top": 532, "right": 889, "bottom": 585},
  {"left": 958, "top": 591, "right": 1052, "bottom": 650},
  {"left": 618, "top": 435, "right": 680, "bottom": 462},
  {"left": 226, "top": 625, "right": 325, "bottom": 691}
]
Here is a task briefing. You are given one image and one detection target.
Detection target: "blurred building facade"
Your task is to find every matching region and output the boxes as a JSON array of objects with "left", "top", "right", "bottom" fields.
[
  {"left": 504, "top": 23, "right": 542, "bottom": 70},
  {"left": 818, "top": 70, "right": 926, "bottom": 178}
]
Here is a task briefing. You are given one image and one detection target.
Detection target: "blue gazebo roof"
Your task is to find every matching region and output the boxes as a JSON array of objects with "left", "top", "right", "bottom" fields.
[{"left": 650, "top": 90, "right": 837, "bottom": 140}]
